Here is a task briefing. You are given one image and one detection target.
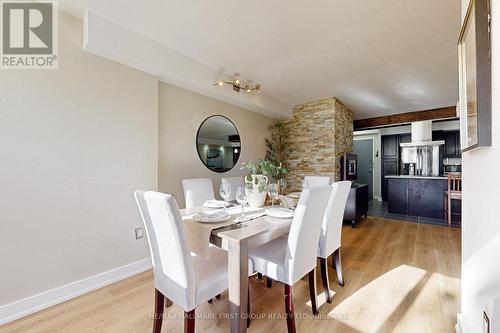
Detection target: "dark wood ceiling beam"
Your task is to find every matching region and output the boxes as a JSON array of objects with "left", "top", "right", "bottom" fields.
[{"left": 354, "top": 106, "right": 458, "bottom": 130}]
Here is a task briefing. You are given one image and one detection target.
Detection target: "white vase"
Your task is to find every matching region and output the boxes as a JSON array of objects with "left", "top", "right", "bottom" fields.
[{"left": 245, "top": 174, "right": 268, "bottom": 208}]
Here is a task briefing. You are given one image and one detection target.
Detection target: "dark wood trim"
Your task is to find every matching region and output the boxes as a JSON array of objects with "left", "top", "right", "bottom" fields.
[
  {"left": 353, "top": 106, "right": 457, "bottom": 130},
  {"left": 308, "top": 268, "right": 318, "bottom": 315},
  {"left": 153, "top": 289, "right": 165, "bottom": 333}
]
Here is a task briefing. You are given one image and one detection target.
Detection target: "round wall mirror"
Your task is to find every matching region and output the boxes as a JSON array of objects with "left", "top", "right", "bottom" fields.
[{"left": 196, "top": 115, "right": 241, "bottom": 173}]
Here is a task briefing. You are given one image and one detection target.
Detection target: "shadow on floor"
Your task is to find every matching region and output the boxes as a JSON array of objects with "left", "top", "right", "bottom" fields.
[{"left": 367, "top": 200, "right": 461, "bottom": 228}]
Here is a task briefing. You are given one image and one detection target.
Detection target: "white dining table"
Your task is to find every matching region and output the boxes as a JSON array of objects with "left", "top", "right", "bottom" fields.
[{"left": 180, "top": 205, "right": 293, "bottom": 333}]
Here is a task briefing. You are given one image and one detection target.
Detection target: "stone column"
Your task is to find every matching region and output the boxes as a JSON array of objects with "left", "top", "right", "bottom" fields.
[{"left": 284, "top": 97, "right": 353, "bottom": 191}]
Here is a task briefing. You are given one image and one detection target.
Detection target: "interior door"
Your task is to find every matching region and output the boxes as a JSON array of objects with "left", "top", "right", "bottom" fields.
[{"left": 353, "top": 139, "right": 373, "bottom": 199}]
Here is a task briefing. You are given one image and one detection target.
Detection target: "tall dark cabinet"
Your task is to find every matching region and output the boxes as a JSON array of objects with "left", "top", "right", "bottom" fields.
[
  {"left": 443, "top": 131, "right": 461, "bottom": 158},
  {"left": 381, "top": 134, "right": 409, "bottom": 200}
]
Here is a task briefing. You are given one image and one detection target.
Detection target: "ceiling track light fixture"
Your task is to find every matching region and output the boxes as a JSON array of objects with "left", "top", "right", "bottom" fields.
[{"left": 213, "top": 74, "right": 262, "bottom": 93}]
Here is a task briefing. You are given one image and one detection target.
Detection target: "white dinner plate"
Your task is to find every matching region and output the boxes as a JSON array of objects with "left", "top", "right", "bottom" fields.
[
  {"left": 203, "top": 200, "right": 228, "bottom": 209},
  {"left": 195, "top": 211, "right": 231, "bottom": 223},
  {"left": 265, "top": 207, "right": 295, "bottom": 219},
  {"left": 287, "top": 192, "right": 301, "bottom": 199}
]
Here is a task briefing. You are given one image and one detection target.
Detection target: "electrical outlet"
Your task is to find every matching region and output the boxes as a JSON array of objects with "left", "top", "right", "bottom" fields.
[{"left": 135, "top": 227, "right": 144, "bottom": 240}]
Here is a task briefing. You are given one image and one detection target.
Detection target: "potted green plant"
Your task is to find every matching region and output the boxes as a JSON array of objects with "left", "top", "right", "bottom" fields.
[{"left": 241, "top": 159, "right": 272, "bottom": 208}]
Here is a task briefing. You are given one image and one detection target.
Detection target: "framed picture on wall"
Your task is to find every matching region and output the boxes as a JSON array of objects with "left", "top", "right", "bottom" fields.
[{"left": 458, "top": 0, "right": 492, "bottom": 151}]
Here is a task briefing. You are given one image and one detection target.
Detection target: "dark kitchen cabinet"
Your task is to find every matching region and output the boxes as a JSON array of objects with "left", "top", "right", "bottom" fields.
[
  {"left": 382, "top": 135, "right": 399, "bottom": 159},
  {"left": 399, "top": 134, "right": 411, "bottom": 144},
  {"left": 408, "top": 179, "right": 448, "bottom": 218},
  {"left": 444, "top": 131, "right": 461, "bottom": 158},
  {"left": 387, "top": 178, "right": 408, "bottom": 214},
  {"left": 432, "top": 131, "right": 445, "bottom": 175},
  {"left": 388, "top": 177, "right": 448, "bottom": 219},
  {"left": 343, "top": 183, "right": 369, "bottom": 228},
  {"left": 381, "top": 134, "right": 410, "bottom": 201},
  {"left": 382, "top": 159, "right": 399, "bottom": 200}
]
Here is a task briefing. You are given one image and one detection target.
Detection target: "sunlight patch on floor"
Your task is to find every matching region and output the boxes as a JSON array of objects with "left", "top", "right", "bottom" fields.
[{"left": 327, "top": 265, "right": 427, "bottom": 333}]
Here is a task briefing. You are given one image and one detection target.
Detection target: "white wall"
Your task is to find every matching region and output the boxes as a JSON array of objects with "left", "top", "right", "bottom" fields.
[
  {"left": 0, "top": 11, "right": 157, "bottom": 309},
  {"left": 460, "top": 1, "right": 500, "bottom": 332},
  {"left": 158, "top": 82, "right": 273, "bottom": 208}
]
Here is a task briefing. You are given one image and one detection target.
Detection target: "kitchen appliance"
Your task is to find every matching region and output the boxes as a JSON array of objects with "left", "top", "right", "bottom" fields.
[
  {"left": 443, "top": 162, "right": 462, "bottom": 175},
  {"left": 400, "top": 121, "right": 444, "bottom": 176},
  {"left": 340, "top": 153, "right": 357, "bottom": 181}
]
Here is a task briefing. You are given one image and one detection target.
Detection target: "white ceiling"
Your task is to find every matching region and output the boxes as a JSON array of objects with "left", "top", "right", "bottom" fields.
[{"left": 60, "top": 0, "right": 460, "bottom": 120}]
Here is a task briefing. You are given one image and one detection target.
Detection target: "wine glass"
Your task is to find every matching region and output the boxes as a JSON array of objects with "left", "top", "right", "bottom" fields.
[
  {"left": 278, "top": 178, "right": 287, "bottom": 195},
  {"left": 219, "top": 183, "right": 231, "bottom": 213},
  {"left": 268, "top": 183, "right": 278, "bottom": 208},
  {"left": 235, "top": 186, "right": 248, "bottom": 219}
]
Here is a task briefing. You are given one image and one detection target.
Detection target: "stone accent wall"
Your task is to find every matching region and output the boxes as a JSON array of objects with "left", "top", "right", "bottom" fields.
[{"left": 284, "top": 97, "right": 353, "bottom": 191}]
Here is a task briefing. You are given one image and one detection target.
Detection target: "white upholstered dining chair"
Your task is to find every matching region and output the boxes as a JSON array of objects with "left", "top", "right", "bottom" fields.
[
  {"left": 221, "top": 176, "right": 245, "bottom": 201},
  {"left": 249, "top": 185, "right": 332, "bottom": 332},
  {"left": 134, "top": 190, "right": 228, "bottom": 333},
  {"left": 303, "top": 175, "right": 330, "bottom": 188},
  {"left": 317, "top": 181, "right": 351, "bottom": 303},
  {"left": 182, "top": 178, "right": 215, "bottom": 208}
]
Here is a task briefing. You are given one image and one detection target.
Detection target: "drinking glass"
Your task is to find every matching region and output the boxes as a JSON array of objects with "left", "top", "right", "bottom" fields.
[
  {"left": 268, "top": 183, "right": 278, "bottom": 207},
  {"left": 278, "top": 178, "right": 287, "bottom": 195},
  {"left": 219, "top": 183, "right": 232, "bottom": 213},
  {"left": 235, "top": 186, "right": 248, "bottom": 219}
]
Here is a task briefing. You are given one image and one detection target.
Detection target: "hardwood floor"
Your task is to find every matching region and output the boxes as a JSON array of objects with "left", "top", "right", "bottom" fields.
[{"left": 0, "top": 217, "right": 461, "bottom": 333}]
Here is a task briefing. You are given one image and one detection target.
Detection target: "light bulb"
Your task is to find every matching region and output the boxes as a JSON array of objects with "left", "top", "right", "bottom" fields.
[
  {"left": 246, "top": 88, "right": 252, "bottom": 93},
  {"left": 235, "top": 79, "right": 240, "bottom": 85},
  {"left": 217, "top": 80, "right": 224, "bottom": 86}
]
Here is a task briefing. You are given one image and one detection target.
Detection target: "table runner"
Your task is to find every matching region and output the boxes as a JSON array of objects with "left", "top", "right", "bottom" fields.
[{"left": 182, "top": 205, "right": 265, "bottom": 258}]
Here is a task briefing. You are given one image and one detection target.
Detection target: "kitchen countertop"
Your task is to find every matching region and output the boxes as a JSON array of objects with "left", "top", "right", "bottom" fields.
[{"left": 385, "top": 175, "right": 447, "bottom": 180}]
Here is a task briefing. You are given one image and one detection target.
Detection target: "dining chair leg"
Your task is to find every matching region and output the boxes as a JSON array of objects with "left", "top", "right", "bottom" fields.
[
  {"left": 257, "top": 273, "right": 263, "bottom": 280},
  {"left": 184, "top": 309, "right": 195, "bottom": 333},
  {"left": 308, "top": 268, "right": 319, "bottom": 315},
  {"left": 332, "top": 248, "right": 344, "bottom": 286},
  {"left": 247, "top": 286, "right": 251, "bottom": 328},
  {"left": 319, "top": 257, "right": 333, "bottom": 303},
  {"left": 448, "top": 195, "right": 452, "bottom": 227},
  {"left": 267, "top": 277, "right": 273, "bottom": 288},
  {"left": 443, "top": 194, "right": 447, "bottom": 220},
  {"left": 153, "top": 289, "right": 165, "bottom": 333},
  {"left": 284, "top": 284, "right": 296, "bottom": 333}
]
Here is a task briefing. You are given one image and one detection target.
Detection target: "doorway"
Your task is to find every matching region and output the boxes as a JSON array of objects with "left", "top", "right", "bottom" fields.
[{"left": 353, "top": 138, "right": 374, "bottom": 199}]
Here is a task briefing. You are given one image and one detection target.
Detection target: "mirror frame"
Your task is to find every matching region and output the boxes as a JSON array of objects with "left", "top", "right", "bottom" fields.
[{"left": 195, "top": 115, "right": 241, "bottom": 173}]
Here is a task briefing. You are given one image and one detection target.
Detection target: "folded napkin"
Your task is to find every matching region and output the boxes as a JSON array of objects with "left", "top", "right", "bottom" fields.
[
  {"left": 276, "top": 194, "right": 296, "bottom": 209},
  {"left": 203, "top": 199, "right": 227, "bottom": 208},
  {"left": 195, "top": 210, "right": 230, "bottom": 222}
]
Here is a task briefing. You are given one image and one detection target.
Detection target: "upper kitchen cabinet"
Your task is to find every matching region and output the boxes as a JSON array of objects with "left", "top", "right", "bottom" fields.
[
  {"left": 382, "top": 135, "right": 400, "bottom": 159},
  {"left": 444, "top": 131, "right": 461, "bottom": 158}
]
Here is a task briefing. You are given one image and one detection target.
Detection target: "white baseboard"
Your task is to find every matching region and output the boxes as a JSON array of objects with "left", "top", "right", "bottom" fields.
[
  {"left": 455, "top": 313, "right": 464, "bottom": 333},
  {"left": 0, "top": 258, "right": 152, "bottom": 326}
]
